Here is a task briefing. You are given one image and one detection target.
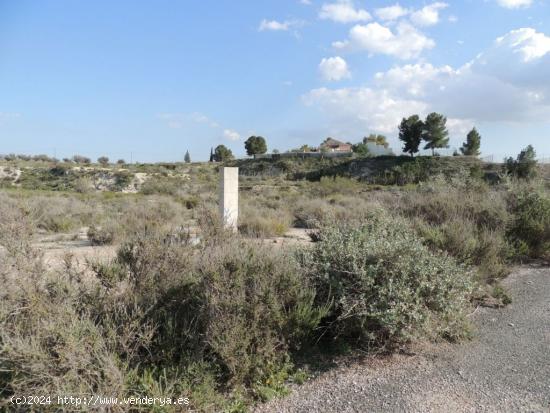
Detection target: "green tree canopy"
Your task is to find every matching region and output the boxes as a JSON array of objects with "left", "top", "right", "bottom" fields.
[
  {"left": 460, "top": 128, "right": 481, "bottom": 156},
  {"left": 73, "top": 155, "right": 91, "bottom": 164},
  {"left": 214, "top": 145, "right": 234, "bottom": 162},
  {"left": 352, "top": 142, "right": 370, "bottom": 157},
  {"left": 184, "top": 150, "right": 191, "bottom": 163},
  {"left": 97, "top": 156, "right": 109, "bottom": 165},
  {"left": 292, "top": 144, "right": 312, "bottom": 153},
  {"left": 505, "top": 144, "right": 537, "bottom": 179},
  {"left": 398, "top": 115, "right": 424, "bottom": 157},
  {"left": 423, "top": 113, "right": 449, "bottom": 155},
  {"left": 244, "top": 136, "right": 267, "bottom": 157}
]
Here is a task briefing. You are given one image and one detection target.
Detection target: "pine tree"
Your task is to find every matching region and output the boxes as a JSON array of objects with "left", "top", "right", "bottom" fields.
[
  {"left": 460, "top": 128, "right": 481, "bottom": 156},
  {"left": 398, "top": 115, "right": 423, "bottom": 157},
  {"left": 209, "top": 147, "right": 214, "bottom": 162},
  {"left": 213, "top": 145, "right": 233, "bottom": 162},
  {"left": 244, "top": 136, "right": 267, "bottom": 158},
  {"left": 423, "top": 113, "right": 449, "bottom": 156},
  {"left": 505, "top": 145, "right": 537, "bottom": 179},
  {"left": 184, "top": 150, "right": 191, "bottom": 163}
]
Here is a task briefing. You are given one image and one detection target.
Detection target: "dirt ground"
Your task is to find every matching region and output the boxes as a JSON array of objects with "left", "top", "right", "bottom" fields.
[{"left": 35, "top": 227, "right": 313, "bottom": 272}]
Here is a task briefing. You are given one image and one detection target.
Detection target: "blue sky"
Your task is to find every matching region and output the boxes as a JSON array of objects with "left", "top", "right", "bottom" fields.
[{"left": 0, "top": 0, "right": 549, "bottom": 162}]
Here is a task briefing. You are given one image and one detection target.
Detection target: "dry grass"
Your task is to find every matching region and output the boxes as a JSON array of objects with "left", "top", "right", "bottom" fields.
[{"left": 1, "top": 160, "right": 549, "bottom": 411}]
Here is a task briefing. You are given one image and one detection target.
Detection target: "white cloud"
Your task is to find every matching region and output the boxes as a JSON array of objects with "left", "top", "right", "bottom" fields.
[
  {"left": 303, "top": 86, "right": 428, "bottom": 133},
  {"left": 471, "top": 28, "right": 550, "bottom": 99},
  {"left": 319, "top": 56, "right": 351, "bottom": 81},
  {"left": 333, "top": 22, "right": 435, "bottom": 59},
  {"left": 493, "top": 28, "right": 550, "bottom": 62},
  {"left": 300, "top": 0, "right": 312, "bottom": 4},
  {"left": 223, "top": 129, "right": 241, "bottom": 141},
  {"left": 374, "top": 63, "right": 457, "bottom": 96},
  {"left": 410, "top": 2, "right": 448, "bottom": 27},
  {"left": 374, "top": 4, "right": 410, "bottom": 21},
  {"left": 319, "top": 0, "right": 371, "bottom": 23},
  {"left": 303, "top": 28, "right": 550, "bottom": 143},
  {"left": 496, "top": 0, "right": 533, "bottom": 9},
  {"left": 259, "top": 19, "right": 291, "bottom": 31},
  {"left": 446, "top": 118, "right": 476, "bottom": 138}
]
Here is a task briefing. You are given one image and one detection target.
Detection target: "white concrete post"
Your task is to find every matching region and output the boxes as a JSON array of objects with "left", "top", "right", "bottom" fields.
[{"left": 220, "top": 167, "right": 239, "bottom": 231}]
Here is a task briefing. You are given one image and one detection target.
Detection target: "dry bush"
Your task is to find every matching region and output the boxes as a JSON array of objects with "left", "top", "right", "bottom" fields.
[
  {"left": 1, "top": 206, "right": 324, "bottom": 411},
  {"left": 292, "top": 194, "right": 380, "bottom": 229},
  {"left": 239, "top": 205, "right": 292, "bottom": 237},
  {"left": 194, "top": 239, "right": 324, "bottom": 385},
  {"left": 394, "top": 185, "right": 509, "bottom": 231},
  {"left": 375, "top": 184, "right": 512, "bottom": 282},
  {"left": 292, "top": 198, "right": 335, "bottom": 229},
  {"left": 0, "top": 200, "right": 134, "bottom": 412},
  {"left": 86, "top": 195, "right": 191, "bottom": 245},
  {"left": 6, "top": 193, "right": 95, "bottom": 233}
]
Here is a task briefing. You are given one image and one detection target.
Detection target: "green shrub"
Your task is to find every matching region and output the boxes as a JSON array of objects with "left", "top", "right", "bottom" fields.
[
  {"left": 504, "top": 145, "right": 538, "bottom": 180},
  {"left": 112, "top": 171, "right": 133, "bottom": 190},
  {"left": 392, "top": 186, "right": 511, "bottom": 282},
  {"left": 195, "top": 240, "right": 325, "bottom": 384},
  {"left": 413, "top": 218, "right": 510, "bottom": 282},
  {"left": 491, "top": 284, "right": 512, "bottom": 306},
  {"left": 301, "top": 211, "right": 474, "bottom": 348},
  {"left": 423, "top": 219, "right": 479, "bottom": 264},
  {"left": 507, "top": 191, "right": 550, "bottom": 258},
  {"left": 115, "top": 229, "right": 325, "bottom": 388}
]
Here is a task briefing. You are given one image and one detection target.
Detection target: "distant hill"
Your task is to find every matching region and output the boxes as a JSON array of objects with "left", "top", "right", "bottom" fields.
[{"left": 231, "top": 155, "right": 499, "bottom": 185}]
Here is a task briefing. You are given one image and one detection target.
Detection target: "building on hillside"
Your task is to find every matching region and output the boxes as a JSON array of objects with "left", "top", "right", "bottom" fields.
[{"left": 319, "top": 138, "right": 352, "bottom": 153}]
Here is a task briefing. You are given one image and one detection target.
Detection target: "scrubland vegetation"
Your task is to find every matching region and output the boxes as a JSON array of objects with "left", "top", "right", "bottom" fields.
[{"left": 1, "top": 152, "right": 549, "bottom": 411}]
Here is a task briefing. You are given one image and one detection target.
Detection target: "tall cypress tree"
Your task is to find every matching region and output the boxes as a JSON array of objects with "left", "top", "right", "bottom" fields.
[
  {"left": 184, "top": 150, "right": 191, "bottom": 163},
  {"left": 423, "top": 113, "right": 449, "bottom": 156}
]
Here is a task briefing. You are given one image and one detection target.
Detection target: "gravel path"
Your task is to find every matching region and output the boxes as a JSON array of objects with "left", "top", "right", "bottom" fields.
[{"left": 256, "top": 265, "right": 550, "bottom": 413}]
